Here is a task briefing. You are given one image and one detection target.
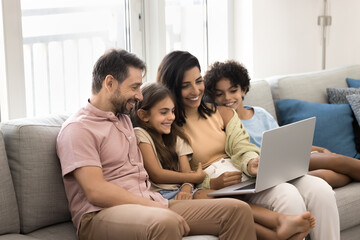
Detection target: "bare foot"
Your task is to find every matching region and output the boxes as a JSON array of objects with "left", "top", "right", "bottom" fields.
[
  {"left": 276, "top": 211, "right": 315, "bottom": 240},
  {"left": 287, "top": 230, "right": 311, "bottom": 240}
]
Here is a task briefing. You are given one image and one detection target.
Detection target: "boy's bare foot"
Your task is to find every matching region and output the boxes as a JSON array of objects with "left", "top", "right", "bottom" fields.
[{"left": 276, "top": 211, "right": 315, "bottom": 240}]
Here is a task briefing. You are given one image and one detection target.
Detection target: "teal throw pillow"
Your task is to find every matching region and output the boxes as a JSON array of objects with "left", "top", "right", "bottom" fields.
[
  {"left": 277, "top": 99, "right": 358, "bottom": 158},
  {"left": 346, "top": 78, "right": 360, "bottom": 88}
]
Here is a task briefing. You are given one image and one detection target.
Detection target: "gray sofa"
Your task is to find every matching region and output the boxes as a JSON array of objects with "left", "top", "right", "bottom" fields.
[{"left": 0, "top": 65, "right": 359, "bottom": 240}]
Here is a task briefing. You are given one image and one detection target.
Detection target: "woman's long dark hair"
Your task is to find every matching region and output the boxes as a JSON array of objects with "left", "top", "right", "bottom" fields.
[
  {"left": 157, "top": 51, "right": 215, "bottom": 126},
  {"left": 132, "top": 83, "right": 189, "bottom": 171}
]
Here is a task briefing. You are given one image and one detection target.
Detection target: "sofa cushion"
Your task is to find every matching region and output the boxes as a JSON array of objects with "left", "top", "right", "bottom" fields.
[
  {"left": 327, "top": 88, "right": 360, "bottom": 104},
  {"left": 0, "top": 131, "right": 20, "bottom": 235},
  {"left": 346, "top": 78, "right": 360, "bottom": 88},
  {"left": 243, "top": 80, "right": 277, "bottom": 120},
  {"left": 27, "top": 222, "right": 76, "bottom": 240},
  {"left": 326, "top": 88, "right": 360, "bottom": 154},
  {"left": 277, "top": 99, "right": 358, "bottom": 158},
  {"left": 335, "top": 182, "right": 360, "bottom": 231},
  {"left": 268, "top": 65, "right": 360, "bottom": 104},
  {"left": 0, "top": 234, "right": 38, "bottom": 240},
  {"left": 0, "top": 115, "right": 71, "bottom": 234}
]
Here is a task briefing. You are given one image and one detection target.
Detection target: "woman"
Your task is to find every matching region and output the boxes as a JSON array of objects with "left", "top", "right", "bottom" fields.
[{"left": 157, "top": 50, "right": 340, "bottom": 240}]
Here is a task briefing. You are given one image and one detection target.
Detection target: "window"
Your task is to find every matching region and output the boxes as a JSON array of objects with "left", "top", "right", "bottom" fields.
[
  {"left": 164, "top": 0, "right": 208, "bottom": 70},
  {"left": 149, "top": 0, "right": 232, "bottom": 76},
  {"left": 21, "top": 0, "right": 129, "bottom": 116}
]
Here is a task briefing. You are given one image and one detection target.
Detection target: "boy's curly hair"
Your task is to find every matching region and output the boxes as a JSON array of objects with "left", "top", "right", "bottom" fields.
[{"left": 204, "top": 60, "right": 250, "bottom": 103}]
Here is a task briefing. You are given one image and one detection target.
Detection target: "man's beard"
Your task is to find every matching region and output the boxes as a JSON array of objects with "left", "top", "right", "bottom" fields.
[{"left": 110, "top": 92, "right": 137, "bottom": 115}]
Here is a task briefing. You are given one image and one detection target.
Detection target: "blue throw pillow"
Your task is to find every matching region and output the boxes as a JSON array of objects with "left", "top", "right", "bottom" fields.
[
  {"left": 346, "top": 78, "right": 360, "bottom": 88},
  {"left": 277, "top": 99, "right": 358, "bottom": 158}
]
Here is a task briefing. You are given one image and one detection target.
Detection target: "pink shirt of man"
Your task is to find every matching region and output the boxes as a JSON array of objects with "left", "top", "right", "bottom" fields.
[{"left": 56, "top": 103, "right": 167, "bottom": 231}]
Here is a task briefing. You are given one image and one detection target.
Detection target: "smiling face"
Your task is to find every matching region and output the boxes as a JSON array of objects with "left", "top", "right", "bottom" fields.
[
  {"left": 110, "top": 66, "right": 143, "bottom": 114},
  {"left": 144, "top": 96, "right": 175, "bottom": 135},
  {"left": 214, "top": 78, "right": 246, "bottom": 111},
  {"left": 181, "top": 67, "right": 204, "bottom": 111}
]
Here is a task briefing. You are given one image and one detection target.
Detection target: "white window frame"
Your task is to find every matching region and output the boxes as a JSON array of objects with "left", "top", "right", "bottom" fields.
[{"left": 0, "top": 0, "right": 27, "bottom": 121}]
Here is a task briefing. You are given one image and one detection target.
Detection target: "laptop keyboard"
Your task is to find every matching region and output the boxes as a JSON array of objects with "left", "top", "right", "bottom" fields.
[{"left": 235, "top": 182, "right": 256, "bottom": 190}]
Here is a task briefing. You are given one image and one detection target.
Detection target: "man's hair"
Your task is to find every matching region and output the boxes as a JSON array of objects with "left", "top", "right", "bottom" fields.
[
  {"left": 157, "top": 50, "right": 215, "bottom": 126},
  {"left": 132, "top": 82, "right": 189, "bottom": 171},
  {"left": 92, "top": 49, "right": 146, "bottom": 94},
  {"left": 204, "top": 60, "right": 250, "bottom": 103}
]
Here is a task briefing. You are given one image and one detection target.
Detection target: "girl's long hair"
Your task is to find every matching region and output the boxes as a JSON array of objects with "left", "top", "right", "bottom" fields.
[
  {"left": 157, "top": 50, "right": 215, "bottom": 126},
  {"left": 132, "top": 83, "right": 189, "bottom": 171}
]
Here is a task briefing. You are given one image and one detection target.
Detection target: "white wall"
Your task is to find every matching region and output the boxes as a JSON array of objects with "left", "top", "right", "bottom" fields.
[
  {"left": 251, "top": 0, "right": 360, "bottom": 79},
  {"left": 327, "top": 0, "right": 360, "bottom": 68}
]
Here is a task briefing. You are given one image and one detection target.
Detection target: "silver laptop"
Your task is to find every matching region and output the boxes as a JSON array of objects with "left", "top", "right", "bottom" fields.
[{"left": 208, "top": 117, "right": 316, "bottom": 197}]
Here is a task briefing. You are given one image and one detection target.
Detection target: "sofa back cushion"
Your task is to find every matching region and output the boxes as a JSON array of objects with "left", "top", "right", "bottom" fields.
[
  {"left": 268, "top": 65, "right": 360, "bottom": 103},
  {"left": 243, "top": 80, "right": 277, "bottom": 120},
  {"left": 0, "top": 131, "right": 20, "bottom": 234},
  {"left": 1, "top": 115, "right": 71, "bottom": 234}
]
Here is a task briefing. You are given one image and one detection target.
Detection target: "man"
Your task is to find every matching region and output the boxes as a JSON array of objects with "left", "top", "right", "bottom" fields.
[{"left": 56, "top": 49, "right": 256, "bottom": 240}]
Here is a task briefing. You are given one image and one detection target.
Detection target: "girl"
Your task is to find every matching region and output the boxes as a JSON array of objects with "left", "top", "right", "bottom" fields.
[
  {"left": 157, "top": 50, "right": 339, "bottom": 240},
  {"left": 203, "top": 60, "right": 360, "bottom": 188},
  {"left": 133, "top": 82, "right": 207, "bottom": 200},
  {"left": 133, "top": 82, "right": 315, "bottom": 240}
]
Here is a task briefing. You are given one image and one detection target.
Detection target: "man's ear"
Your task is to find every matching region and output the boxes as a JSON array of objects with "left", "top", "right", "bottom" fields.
[
  {"left": 137, "top": 109, "right": 149, "bottom": 122},
  {"left": 104, "top": 75, "right": 117, "bottom": 92}
]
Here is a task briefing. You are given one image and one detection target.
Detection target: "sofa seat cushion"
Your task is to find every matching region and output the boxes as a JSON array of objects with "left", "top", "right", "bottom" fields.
[
  {"left": 27, "top": 222, "right": 76, "bottom": 240},
  {"left": 335, "top": 182, "right": 360, "bottom": 231},
  {"left": 0, "top": 234, "right": 38, "bottom": 240},
  {"left": 0, "top": 115, "right": 71, "bottom": 234},
  {"left": 183, "top": 236, "right": 218, "bottom": 240},
  {"left": 277, "top": 99, "right": 358, "bottom": 158},
  {"left": 0, "top": 132, "right": 20, "bottom": 235}
]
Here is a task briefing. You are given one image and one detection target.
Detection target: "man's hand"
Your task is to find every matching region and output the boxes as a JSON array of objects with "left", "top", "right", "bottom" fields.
[
  {"left": 173, "top": 212, "right": 190, "bottom": 236},
  {"left": 210, "top": 171, "right": 242, "bottom": 190},
  {"left": 247, "top": 158, "right": 259, "bottom": 176}
]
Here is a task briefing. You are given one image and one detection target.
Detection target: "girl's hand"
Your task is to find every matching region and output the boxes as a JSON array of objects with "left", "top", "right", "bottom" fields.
[
  {"left": 175, "top": 184, "right": 193, "bottom": 200},
  {"left": 247, "top": 158, "right": 259, "bottom": 176},
  {"left": 174, "top": 191, "right": 193, "bottom": 200},
  {"left": 192, "top": 163, "right": 206, "bottom": 183},
  {"left": 210, "top": 171, "right": 242, "bottom": 190}
]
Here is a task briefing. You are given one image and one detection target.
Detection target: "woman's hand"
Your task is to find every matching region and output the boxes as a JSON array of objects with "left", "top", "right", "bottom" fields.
[
  {"left": 210, "top": 171, "right": 242, "bottom": 190},
  {"left": 247, "top": 158, "right": 259, "bottom": 176}
]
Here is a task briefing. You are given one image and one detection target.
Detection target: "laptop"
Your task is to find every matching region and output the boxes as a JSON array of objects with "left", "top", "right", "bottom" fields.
[{"left": 207, "top": 117, "right": 316, "bottom": 197}]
